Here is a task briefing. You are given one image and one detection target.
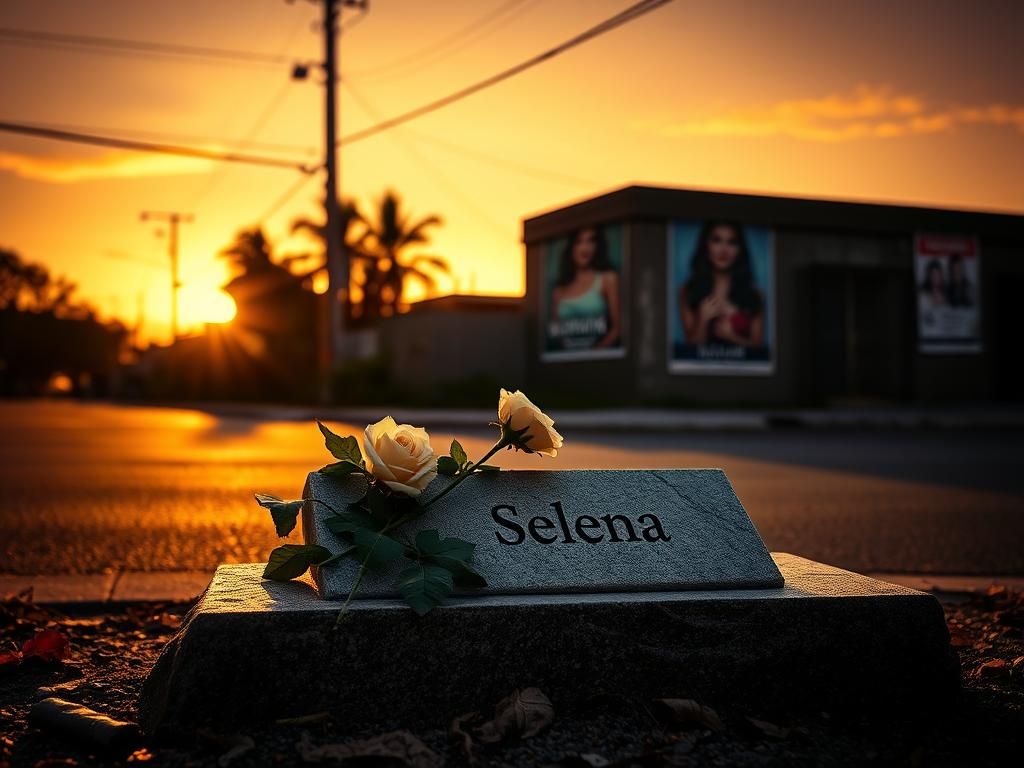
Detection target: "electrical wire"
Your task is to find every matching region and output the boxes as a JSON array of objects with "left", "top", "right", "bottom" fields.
[
  {"left": 257, "top": 168, "right": 323, "bottom": 225},
  {"left": 346, "top": 0, "right": 538, "bottom": 80},
  {"left": 0, "top": 119, "right": 314, "bottom": 156},
  {"left": 405, "top": 131, "right": 600, "bottom": 189},
  {"left": 186, "top": 76, "right": 299, "bottom": 209},
  {"left": 338, "top": 0, "right": 673, "bottom": 146},
  {"left": 0, "top": 120, "right": 318, "bottom": 172},
  {"left": 343, "top": 80, "right": 511, "bottom": 242},
  {"left": 0, "top": 26, "right": 294, "bottom": 68}
]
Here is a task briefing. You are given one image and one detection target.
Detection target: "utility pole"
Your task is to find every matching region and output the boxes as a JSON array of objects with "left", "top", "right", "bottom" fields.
[
  {"left": 140, "top": 210, "right": 193, "bottom": 343},
  {"left": 322, "top": 0, "right": 345, "bottom": 401},
  {"left": 318, "top": 0, "right": 368, "bottom": 402}
]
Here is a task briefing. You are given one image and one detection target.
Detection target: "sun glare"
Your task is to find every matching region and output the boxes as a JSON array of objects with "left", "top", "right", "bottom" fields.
[{"left": 179, "top": 286, "right": 237, "bottom": 327}]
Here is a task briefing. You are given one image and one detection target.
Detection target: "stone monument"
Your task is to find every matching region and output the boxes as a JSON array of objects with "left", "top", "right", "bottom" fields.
[{"left": 140, "top": 468, "right": 958, "bottom": 733}]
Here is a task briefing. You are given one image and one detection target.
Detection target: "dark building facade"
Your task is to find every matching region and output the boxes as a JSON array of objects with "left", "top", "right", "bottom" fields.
[{"left": 523, "top": 186, "right": 1024, "bottom": 406}]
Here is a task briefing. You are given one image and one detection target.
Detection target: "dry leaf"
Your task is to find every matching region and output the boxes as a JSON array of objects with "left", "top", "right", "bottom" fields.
[
  {"left": 296, "top": 730, "right": 441, "bottom": 768},
  {"left": 217, "top": 735, "right": 255, "bottom": 767},
  {"left": 653, "top": 698, "right": 725, "bottom": 733},
  {"left": 745, "top": 716, "right": 790, "bottom": 740},
  {"left": 975, "top": 658, "right": 1009, "bottom": 679},
  {"left": 449, "top": 712, "right": 477, "bottom": 763},
  {"left": 0, "top": 646, "right": 21, "bottom": 667},
  {"left": 475, "top": 688, "right": 554, "bottom": 744},
  {"left": 22, "top": 630, "right": 70, "bottom": 663}
]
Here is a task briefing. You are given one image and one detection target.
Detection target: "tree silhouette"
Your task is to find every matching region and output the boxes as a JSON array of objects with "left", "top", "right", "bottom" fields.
[
  {"left": 290, "top": 190, "right": 450, "bottom": 321},
  {"left": 362, "top": 189, "right": 450, "bottom": 317}
]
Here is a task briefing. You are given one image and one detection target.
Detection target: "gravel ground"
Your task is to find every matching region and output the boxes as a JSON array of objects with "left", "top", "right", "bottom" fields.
[{"left": 1, "top": 588, "right": 1023, "bottom": 767}]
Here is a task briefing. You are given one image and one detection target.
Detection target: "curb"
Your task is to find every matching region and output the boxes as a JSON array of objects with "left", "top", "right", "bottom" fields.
[
  {"left": 0, "top": 570, "right": 213, "bottom": 605},
  {"left": 3, "top": 569, "right": 1022, "bottom": 606},
  {"left": 148, "top": 401, "right": 1024, "bottom": 432}
]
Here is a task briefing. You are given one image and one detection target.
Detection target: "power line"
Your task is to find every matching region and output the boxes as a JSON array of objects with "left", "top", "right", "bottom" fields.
[
  {"left": 406, "top": 130, "right": 600, "bottom": 189},
  {"left": 187, "top": 77, "right": 299, "bottom": 210},
  {"left": 0, "top": 26, "right": 295, "bottom": 68},
  {"left": 0, "top": 121, "right": 319, "bottom": 173},
  {"left": 0, "top": 118, "right": 314, "bottom": 156},
  {"left": 338, "top": 0, "right": 673, "bottom": 146},
  {"left": 257, "top": 168, "right": 323, "bottom": 224},
  {"left": 342, "top": 80, "right": 512, "bottom": 242},
  {"left": 347, "top": 0, "right": 538, "bottom": 80}
]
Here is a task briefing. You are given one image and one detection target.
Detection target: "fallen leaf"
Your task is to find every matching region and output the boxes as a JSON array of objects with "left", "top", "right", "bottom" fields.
[
  {"left": 22, "top": 630, "right": 70, "bottom": 663},
  {"left": 0, "top": 646, "right": 21, "bottom": 667},
  {"left": 475, "top": 688, "right": 554, "bottom": 744},
  {"left": 563, "top": 754, "right": 610, "bottom": 767},
  {"left": 449, "top": 712, "right": 477, "bottom": 763},
  {"left": 296, "top": 730, "right": 441, "bottom": 767},
  {"left": 218, "top": 735, "right": 255, "bottom": 767},
  {"left": 652, "top": 699, "right": 725, "bottom": 733},
  {"left": 745, "top": 716, "right": 790, "bottom": 740},
  {"left": 975, "top": 658, "right": 1010, "bottom": 679}
]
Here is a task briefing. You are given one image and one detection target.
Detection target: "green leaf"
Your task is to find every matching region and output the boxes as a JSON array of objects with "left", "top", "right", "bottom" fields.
[
  {"left": 254, "top": 493, "right": 304, "bottom": 537},
  {"left": 414, "top": 529, "right": 474, "bottom": 562},
  {"left": 448, "top": 560, "right": 488, "bottom": 588},
  {"left": 411, "top": 530, "right": 486, "bottom": 589},
  {"left": 317, "top": 421, "right": 363, "bottom": 464},
  {"left": 263, "top": 544, "right": 331, "bottom": 581},
  {"left": 325, "top": 504, "right": 382, "bottom": 536},
  {"left": 436, "top": 456, "right": 459, "bottom": 477},
  {"left": 318, "top": 460, "right": 363, "bottom": 477},
  {"left": 351, "top": 528, "right": 406, "bottom": 570},
  {"left": 396, "top": 562, "right": 454, "bottom": 615},
  {"left": 450, "top": 440, "right": 468, "bottom": 467},
  {"left": 476, "top": 464, "right": 501, "bottom": 473}
]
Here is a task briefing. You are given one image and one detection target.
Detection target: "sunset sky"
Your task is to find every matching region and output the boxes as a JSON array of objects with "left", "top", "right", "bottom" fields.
[{"left": 1, "top": 0, "right": 1021, "bottom": 342}]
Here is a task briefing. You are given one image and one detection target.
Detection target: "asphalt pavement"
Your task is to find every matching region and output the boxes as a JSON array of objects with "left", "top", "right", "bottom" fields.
[{"left": 1, "top": 400, "right": 1022, "bottom": 576}]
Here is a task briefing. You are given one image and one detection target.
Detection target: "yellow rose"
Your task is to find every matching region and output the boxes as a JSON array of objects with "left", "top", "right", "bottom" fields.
[
  {"left": 363, "top": 417, "right": 437, "bottom": 497},
  {"left": 498, "top": 389, "right": 564, "bottom": 457}
]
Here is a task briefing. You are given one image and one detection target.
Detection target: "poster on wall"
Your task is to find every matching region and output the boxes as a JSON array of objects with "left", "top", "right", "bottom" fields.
[
  {"left": 541, "top": 223, "right": 626, "bottom": 361},
  {"left": 667, "top": 220, "right": 775, "bottom": 374},
  {"left": 915, "top": 233, "right": 981, "bottom": 354}
]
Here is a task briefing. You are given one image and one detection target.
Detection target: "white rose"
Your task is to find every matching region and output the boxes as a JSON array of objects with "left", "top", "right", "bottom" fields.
[
  {"left": 363, "top": 417, "right": 437, "bottom": 497},
  {"left": 498, "top": 389, "right": 564, "bottom": 457}
]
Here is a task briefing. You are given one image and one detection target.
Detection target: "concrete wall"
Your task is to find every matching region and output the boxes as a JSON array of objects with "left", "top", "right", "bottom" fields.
[{"left": 381, "top": 303, "right": 525, "bottom": 392}]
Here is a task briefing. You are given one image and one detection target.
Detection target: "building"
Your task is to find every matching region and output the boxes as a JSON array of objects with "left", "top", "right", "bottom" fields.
[
  {"left": 522, "top": 185, "right": 1024, "bottom": 406},
  {"left": 380, "top": 294, "right": 524, "bottom": 399}
]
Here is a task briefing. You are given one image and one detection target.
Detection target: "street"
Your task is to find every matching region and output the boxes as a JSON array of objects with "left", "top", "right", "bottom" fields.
[{"left": 1, "top": 400, "right": 1022, "bottom": 576}]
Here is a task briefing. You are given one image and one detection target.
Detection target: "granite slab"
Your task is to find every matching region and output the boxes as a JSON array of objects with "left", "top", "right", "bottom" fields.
[
  {"left": 139, "top": 553, "right": 958, "bottom": 733},
  {"left": 302, "top": 469, "right": 783, "bottom": 599}
]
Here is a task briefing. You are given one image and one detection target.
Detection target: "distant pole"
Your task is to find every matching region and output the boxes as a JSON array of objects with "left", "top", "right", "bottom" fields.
[{"left": 140, "top": 210, "right": 193, "bottom": 343}]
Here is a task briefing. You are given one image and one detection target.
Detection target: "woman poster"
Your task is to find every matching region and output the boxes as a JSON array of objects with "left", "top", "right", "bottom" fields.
[
  {"left": 914, "top": 234, "right": 981, "bottom": 354},
  {"left": 542, "top": 223, "right": 626, "bottom": 360},
  {"left": 668, "top": 220, "right": 774, "bottom": 373}
]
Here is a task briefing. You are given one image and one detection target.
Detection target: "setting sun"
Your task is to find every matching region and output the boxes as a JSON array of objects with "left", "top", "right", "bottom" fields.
[{"left": 178, "top": 285, "right": 236, "bottom": 328}]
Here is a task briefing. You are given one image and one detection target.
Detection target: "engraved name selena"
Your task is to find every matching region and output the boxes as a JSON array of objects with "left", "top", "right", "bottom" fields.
[{"left": 491, "top": 502, "right": 671, "bottom": 545}]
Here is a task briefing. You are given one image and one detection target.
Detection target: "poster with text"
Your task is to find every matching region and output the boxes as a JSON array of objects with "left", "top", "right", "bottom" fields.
[
  {"left": 668, "top": 220, "right": 774, "bottom": 374},
  {"left": 915, "top": 234, "right": 981, "bottom": 354},
  {"left": 541, "top": 223, "right": 626, "bottom": 361}
]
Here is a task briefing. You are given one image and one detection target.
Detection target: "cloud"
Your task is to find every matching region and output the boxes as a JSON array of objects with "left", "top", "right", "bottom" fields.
[
  {"left": 641, "top": 85, "right": 1024, "bottom": 143},
  {"left": 0, "top": 150, "right": 213, "bottom": 183}
]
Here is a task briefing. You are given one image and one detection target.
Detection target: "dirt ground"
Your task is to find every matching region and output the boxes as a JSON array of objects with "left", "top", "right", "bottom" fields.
[{"left": 1, "top": 587, "right": 1022, "bottom": 768}]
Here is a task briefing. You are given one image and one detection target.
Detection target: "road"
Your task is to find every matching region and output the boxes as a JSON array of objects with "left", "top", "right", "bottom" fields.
[{"left": 0, "top": 401, "right": 1022, "bottom": 575}]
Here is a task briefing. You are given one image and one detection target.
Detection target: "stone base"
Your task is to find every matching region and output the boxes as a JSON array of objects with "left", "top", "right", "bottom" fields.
[{"left": 139, "top": 554, "right": 958, "bottom": 733}]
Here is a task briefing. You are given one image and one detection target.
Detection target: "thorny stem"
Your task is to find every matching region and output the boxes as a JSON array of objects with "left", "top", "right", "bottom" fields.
[{"left": 420, "top": 437, "right": 508, "bottom": 510}]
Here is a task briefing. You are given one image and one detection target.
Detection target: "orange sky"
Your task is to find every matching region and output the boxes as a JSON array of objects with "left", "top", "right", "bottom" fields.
[{"left": 1, "top": 0, "right": 1022, "bottom": 342}]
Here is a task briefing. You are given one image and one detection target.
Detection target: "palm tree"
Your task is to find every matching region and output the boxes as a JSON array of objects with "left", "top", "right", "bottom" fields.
[
  {"left": 290, "top": 191, "right": 451, "bottom": 321},
  {"left": 363, "top": 189, "right": 450, "bottom": 316},
  {"left": 219, "top": 228, "right": 277, "bottom": 275},
  {"left": 290, "top": 198, "right": 381, "bottom": 321}
]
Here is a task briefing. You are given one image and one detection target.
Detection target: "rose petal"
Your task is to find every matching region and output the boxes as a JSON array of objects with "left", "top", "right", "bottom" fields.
[{"left": 363, "top": 429, "right": 396, "bottom": 482}]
